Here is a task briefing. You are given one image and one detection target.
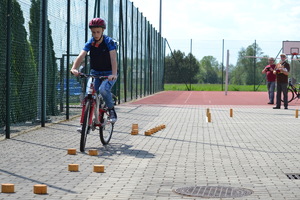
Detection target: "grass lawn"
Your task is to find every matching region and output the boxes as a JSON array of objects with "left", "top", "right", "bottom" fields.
[{"left": 164, "top": 84, "right": 268, "bottom": 91}]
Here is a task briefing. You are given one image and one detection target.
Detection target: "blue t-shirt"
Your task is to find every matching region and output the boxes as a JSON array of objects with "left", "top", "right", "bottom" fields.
[{"left": 83, "top": 35, "right": 117, "bottom": 71}]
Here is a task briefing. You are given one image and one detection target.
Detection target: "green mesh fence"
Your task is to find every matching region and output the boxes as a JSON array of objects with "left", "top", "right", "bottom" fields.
[{"left": 1, "top": 0, "right": 166, "bottom": 138}]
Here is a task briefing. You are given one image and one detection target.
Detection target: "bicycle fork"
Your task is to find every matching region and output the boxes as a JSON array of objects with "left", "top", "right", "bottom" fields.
[{"left": 80, "top": 99, "right": 95, "bottom": 126}]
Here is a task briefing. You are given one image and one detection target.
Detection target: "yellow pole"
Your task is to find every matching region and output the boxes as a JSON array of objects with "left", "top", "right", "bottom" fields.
[{"left": 207, "top": 112, "right": 211, "bottom": 122}]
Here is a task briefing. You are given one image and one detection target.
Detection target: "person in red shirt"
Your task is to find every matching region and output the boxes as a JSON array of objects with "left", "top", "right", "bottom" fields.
[{"left": 262, "top": 57, "right": 276, "bottom": 104}]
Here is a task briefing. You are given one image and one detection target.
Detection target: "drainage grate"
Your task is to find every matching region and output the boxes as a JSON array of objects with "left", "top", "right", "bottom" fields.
[
  {"left": 174, "top": 186, "right": 253, "bottom": 198},
  {"left": 286, "top": 174, "right": 300, "bottom": 180}
]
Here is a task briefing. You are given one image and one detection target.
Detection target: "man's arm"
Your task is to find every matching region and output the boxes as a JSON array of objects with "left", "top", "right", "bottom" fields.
[
  {"left": 109, "top": 49, "right": 118, "bottom": 81},
  {"left": 70, "top": 50, "right": 87, "bottom": 76}
]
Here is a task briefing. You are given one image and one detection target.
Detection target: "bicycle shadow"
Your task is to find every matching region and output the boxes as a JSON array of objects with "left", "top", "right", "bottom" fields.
[{"left": 86, "top": 143, "right": 155, "bottom": 159}]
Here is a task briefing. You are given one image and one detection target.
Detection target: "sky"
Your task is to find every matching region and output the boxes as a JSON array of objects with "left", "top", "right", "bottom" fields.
[{"left": 130, "top": 0, "right": 300, "bottom": 65}]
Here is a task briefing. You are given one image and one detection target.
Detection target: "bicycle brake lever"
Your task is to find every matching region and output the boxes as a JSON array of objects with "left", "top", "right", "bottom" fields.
[{"left": 79, "top": 73, "right": 87, "bottom": 78}]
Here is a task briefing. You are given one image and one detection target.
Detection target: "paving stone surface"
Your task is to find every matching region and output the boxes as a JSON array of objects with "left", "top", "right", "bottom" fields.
[{"left": 1, "top": 103, "right": 300, "bottom": 199}]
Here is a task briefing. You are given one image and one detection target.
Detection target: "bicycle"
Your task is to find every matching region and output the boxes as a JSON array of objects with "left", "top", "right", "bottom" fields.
[
  {"left": 281, "top": 80, "right": 300, "bottom": 103},
  {"left": 78, "top": 73, "right": 114, "bottom": 152}
]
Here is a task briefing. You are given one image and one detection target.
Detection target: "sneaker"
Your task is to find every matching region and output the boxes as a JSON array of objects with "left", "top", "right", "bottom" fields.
[
  {"left": 108, "top": 107, "right": 117, "bottom": 123},
  {"left": 273, "top": 107, "right": 280, "bottom": 109},
  {"left": 77, "top": 127, "right": 82, "bottom": 133}
]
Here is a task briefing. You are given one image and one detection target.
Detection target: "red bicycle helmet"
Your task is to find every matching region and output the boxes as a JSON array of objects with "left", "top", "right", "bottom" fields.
[{"left": 89, "top": 18, "right": 106, "bottom": 29}]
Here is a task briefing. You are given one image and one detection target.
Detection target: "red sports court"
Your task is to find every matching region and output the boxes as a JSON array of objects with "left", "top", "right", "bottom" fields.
[{"left": 131, "top": 91, "right": 300, "bottom": 106}]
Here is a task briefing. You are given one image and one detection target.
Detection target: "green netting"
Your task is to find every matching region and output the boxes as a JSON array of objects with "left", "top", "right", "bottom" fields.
[{"left": 1, "top": 0, "right": 166, "bottom": 137}]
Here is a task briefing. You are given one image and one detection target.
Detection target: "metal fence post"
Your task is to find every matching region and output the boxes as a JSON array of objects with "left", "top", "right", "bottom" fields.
[
  {"left": 41, "top": 0, "right": 48, "bottom": 127},
  {"left": 5, "top": 0, "right": 12, "bottom": 139},
  {"left": 66, "top": 0, "right": 71, "bottom": 120}
]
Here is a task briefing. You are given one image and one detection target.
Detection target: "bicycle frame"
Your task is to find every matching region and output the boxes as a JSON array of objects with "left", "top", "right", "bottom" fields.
[
  {"left": 75, "top": 73, "right": 114, "bottom": 150},
  {"left": 80, "top": 76, "right": 106, "bottom": 127},
  {"left": 285, "top": 81, "right": 300, "bottom": 103},
  {"left": 289, "top": 81, "right": 298, "bottom": 94}
]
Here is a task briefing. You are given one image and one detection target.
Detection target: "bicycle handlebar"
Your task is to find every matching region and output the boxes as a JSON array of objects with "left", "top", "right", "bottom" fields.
[{"left": 78, "top": 73, "right": 108, "bottom": 80}]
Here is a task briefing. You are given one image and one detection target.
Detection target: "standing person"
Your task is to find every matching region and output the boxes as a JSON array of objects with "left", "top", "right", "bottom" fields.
[
  {"left": 273, "top": 53, "right": 290, "bottom": 109},
  {"left": 70, "top": 18, "right": 118, "bottom": 124},
  {"left": 262, "top": 57, "right": 276, "bottom": 104}
]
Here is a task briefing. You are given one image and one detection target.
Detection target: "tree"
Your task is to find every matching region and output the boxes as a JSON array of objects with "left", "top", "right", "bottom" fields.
[
  {"left": 164, "top": 50, "right": 199, "bottom": 84},
  {"left": 185, "top": 53, "right": 200, "bottom": 84},
  {"left": 0, "top": 0, "right": 6, "bottom": 127},
  {"left": 231, "top": 43, "right": 268, "bottom": 86},
  {"left": 0, "top": 0, "right": 36, "bottom": 124},
  {"left": 29, "top": 0, "right": 58, "bottom": 116},
  {"left": 199, "top": 56, "right": 220, "bottom": 84}
]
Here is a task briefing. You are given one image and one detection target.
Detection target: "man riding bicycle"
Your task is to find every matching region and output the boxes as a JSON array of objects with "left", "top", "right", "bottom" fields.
[{"left": 70, "top": 18, "right": 118, "bottom": 126}]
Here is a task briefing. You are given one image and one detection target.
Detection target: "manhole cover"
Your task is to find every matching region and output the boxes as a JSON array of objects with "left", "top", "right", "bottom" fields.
[
  {"left": 174, "top": 186, "right": 253, "bottom": 198},
  {"left": 286, "top": 173, "right": 300, "bottom": 180}
]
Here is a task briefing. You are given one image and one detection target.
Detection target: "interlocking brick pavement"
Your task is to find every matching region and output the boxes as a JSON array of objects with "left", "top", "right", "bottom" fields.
[{"left": 1, "top": 102, "right": 300, "bottom": 199}]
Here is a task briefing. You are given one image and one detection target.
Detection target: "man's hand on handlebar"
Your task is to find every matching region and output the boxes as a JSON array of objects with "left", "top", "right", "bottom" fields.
[
  {"left": 108, "top": 75, "right": 117, "bottom": 81},
  {"left": 70, "top": 68, "right": 79, "bottom": 76}
]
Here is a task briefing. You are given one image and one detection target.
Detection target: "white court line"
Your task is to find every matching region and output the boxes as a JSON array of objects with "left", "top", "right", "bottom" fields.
[{"left": 184, "top": 91, "right": 193, "bottom": 104}]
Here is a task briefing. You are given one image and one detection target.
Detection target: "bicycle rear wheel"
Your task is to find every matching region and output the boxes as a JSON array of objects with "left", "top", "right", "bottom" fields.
[
  {"left": 99, "top": 110, "right": 114, "bottom": 145},
  {"left": 80, "top": 100, "right": 91, "bottom": 152},
  {"left": 281, "top": 88, "right": 294, "bottom": 103}
]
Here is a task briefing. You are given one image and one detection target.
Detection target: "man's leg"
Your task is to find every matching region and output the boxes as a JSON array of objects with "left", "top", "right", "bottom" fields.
[
  {"left": 269, "top": 81, "right": 275, "bottom": 104},
  {"left": 282, "top": 83, "right": 288, "bottom": 109},
  {"left": 99, "top": 79, "right": 117, "bottom": 123},
  {"left": 275, "top": 83, "right": 282, "bottom": 108},
  {"left": 267, "top": 82, "right": 271, "bottom": 103}
]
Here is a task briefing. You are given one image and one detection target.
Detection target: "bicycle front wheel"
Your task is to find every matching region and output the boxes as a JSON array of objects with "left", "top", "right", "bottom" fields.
[
  {"left": 281, "top": 88, "right": 294, "bottom": 103},
  {"left": 80, "top": 100, "right": 91, "bottom": 152},
  {"left": 99, "top": 110, "right": 114, "bottom": 145}
]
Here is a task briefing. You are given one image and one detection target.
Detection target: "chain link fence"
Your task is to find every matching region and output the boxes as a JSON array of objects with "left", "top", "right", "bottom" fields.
[{"left": 1, "top": 0, "right": 165, "bottom": 138}]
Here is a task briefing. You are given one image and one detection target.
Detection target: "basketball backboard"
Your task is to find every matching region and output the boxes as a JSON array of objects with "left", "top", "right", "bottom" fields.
[{"left": 282, "top": 41, "right": 300, "bottom": 55}]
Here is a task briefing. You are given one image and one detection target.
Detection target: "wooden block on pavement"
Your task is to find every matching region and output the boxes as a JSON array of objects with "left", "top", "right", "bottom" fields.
[
  {"left": 88, "top": 149, "right": 98, "bottom": 156},
  {"left": 67, "top": 148, "right": 77, "bottom": 155},
  {"left": 33, "top": 184, "right": 47, "bottom": 194},
  {"left": 68, "top": 164, "right": 79, "bottom": 172},
  {"left": 93, "top": 165, "right": 105, "bottom": 173},
  {"left": 1, "top": 184, "right": 15, "bottom": 193}
]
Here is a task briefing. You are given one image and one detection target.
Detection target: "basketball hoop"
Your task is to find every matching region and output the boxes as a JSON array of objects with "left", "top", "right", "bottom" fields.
[{"left": 282, "top": 41, "right": 300, "bottom": 55}]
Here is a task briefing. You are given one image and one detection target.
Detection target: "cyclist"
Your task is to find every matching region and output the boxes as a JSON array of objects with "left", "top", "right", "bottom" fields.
[{"left": 70, "top": 18, "right": 118, "bottom": 125}]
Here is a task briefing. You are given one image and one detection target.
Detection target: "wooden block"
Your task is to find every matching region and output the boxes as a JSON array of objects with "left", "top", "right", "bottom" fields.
[
  {"left": 88, "top": 149, "right": 98, "bottom": 156},
  {"left": 230, "top": 108, "right": 233, "bottom": 117},
  {"left": 93, "top": 165, "right": 105, "bottom": 173},
  {"left": 206, "top": 108, "right": 210, "bottom": 117},
  {"left": 132, "top": 124, "right": 138, "bottom": 129},
  {"left": 296, "top": 109, "right": 299, "bottom": 118},
  {"left": 144, "top": 130, "right": 152, "bottom": 136},
  {"left": 207, "top": 112, "right": 211, "bottom": 122},
  {"left": 33, "top": 184, "right": 47, "bottom": 194},
  {"left": 131, "top": 129, "right": 138, "bottom": 135},
  {"left": 67, "top": 148, "right": 77, "bottom": 155},
  {"left": 68, "top": 164, "right": 79, "bottom": 172},
  {"left": 1, "top": 184, "right": 14, "bottom": 193}
]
